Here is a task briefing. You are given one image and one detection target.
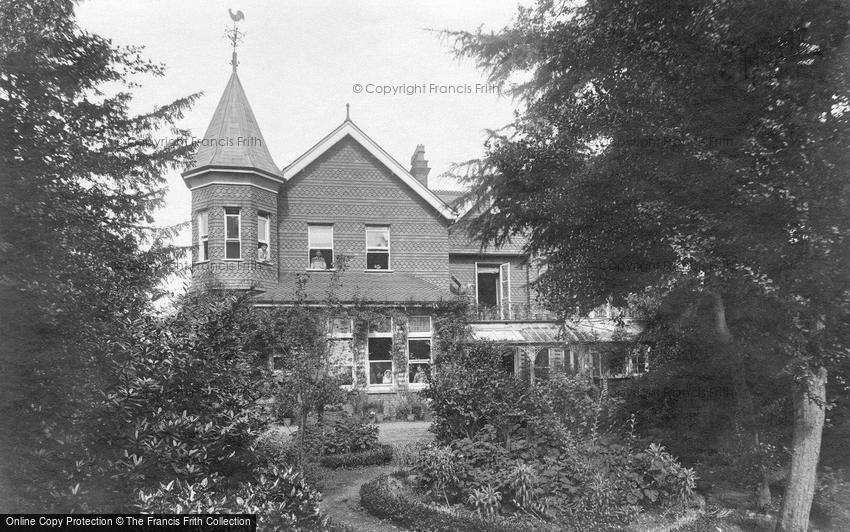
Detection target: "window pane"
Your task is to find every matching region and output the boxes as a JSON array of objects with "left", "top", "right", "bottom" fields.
[
  {"left": 226, "top": 215, "right": 240, "bottom": 239},
  {"left": 408, "top": 339, "right": 430, "bottom": 361},
  {"left": 369, "top": 362, "right": 394, "bottom": 385},
  {"left": 225, "top": 241, "right": 241, "bottom": 259},
  {"left": 368, "top": 337, "right": 392, "bottom": 360},
  {"left": 258, "top": 216, "right": 268, "bottom": 242},
  {"left": 409, "top": 362, "right": 429, "bottom": 384},
  {"left": 331, "top": 318, "right": 352, "bottom": 336},
  {"left": 309, "top": 249, "right": 333, "bottom": 269},
  {"left": 308, "top": 225, "right": 333, "bottom": 248},
  {"left": 368, "top": 320, "right": 392, "bottom": 334},
  {"left": 366, "top": 227, "right": 389, "bottom": 249},
  {"left": 198, "top": 212, "right": 208, "bottom": 236},
  {"left": 201, "top": 241, "right": 209, "bottom": 261},
  {"left": 408, "top": 316, "right": 431, "bottom": 333},
  {"left": 367, "top": 251, "right": 389, "bottom": 270}
]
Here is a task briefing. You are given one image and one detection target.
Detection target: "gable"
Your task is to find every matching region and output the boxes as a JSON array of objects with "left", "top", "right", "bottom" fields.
[{"left": 281, "top": 121, "right": 455, "bottom": 220}]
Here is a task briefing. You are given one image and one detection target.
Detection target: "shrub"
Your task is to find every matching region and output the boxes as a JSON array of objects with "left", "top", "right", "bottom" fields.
[
  {"left": 360, "top": 474, "right": 550, "bottom": 532},
  {"left": 319, "top": 444, "right": 393, "bottom": 469},
  {"left": 293, "top": 417, "right": 378, "bottom": 456},
  {"left": 137, "top": 465, "right": 323, "bottom": 530},
  {"left": 813, "top": 466, "right": 850, "bottom": 530}
]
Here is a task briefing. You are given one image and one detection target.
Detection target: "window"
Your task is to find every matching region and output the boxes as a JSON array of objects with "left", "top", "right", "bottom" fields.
[
  {"left": 224, "top": 207, "right": 241, "bottom": 259},
  {"left": 368, "top": 338, "right": 393, "bottom": 386},
  {"left": 500, "top": 347, "right": 517, "bottom": 375},
  {"left": 197, "top": 211, "right": 209, "bottom": 262},
  {"left": 366, "top": 226, "right": 390, "bottom": 270},
  {"left": 330, "top": 317, "right": 353, "bottom": 338},
  {"left": 408, "top": 316, "right": 432, "bottom": 386},
  {"left": 475, "top": 263, "right": 511, "bottom": 319},
  {"left": 308, "top": 224, "right": 333, "bottom": 270},
  {"left": 533, "top": 348, "right": 550, "bottom": 383},
  {"left": 257, "top": 213, "right": 270, "bottom": 262},
  {"left": 368, "top": 318, "right": 393, "bottom": 386}
]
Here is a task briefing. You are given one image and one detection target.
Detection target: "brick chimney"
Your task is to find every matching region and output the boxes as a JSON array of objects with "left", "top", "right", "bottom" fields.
[{"left": 410, "top": 144, "right": 431, "bottom": 187}]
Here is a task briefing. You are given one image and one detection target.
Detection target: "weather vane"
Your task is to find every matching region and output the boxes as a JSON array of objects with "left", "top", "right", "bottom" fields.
[{"left": 226, "top": 8, "right": 245, "bottom": 71}]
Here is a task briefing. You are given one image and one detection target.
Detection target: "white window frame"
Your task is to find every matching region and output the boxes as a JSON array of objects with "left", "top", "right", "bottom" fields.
[
  {"left": 367, "top": 318, "right": 394, "bottom": 390},
  {"left": 307, "top": 224, "right": 334, "bottom": 270},
  {"left": 407, "top": 316, "right": 432, "bottom": 389},
  {"left": 224, "top": 207, "right": 241, "bottom": 260},
  {"left": 329, "top": 317, "right": 354, "bottom": 339},
  {"left": 197, "top": 210, "right": 209, "bottom": 263},
  {"left": 474, "top": 262, "right": 511, "bottom": 318},
  {"left": 365, "top": 225, "right": 391, "bottom": 272},
  {"left": 257, "top": 213, "right": 270, "bottom": 263}
]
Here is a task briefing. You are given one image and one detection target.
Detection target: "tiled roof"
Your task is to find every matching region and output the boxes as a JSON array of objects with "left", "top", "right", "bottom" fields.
[
  {"left": 448, "top": 223, "right": 529, "bottom": 255},
  {"left": 431, "top": 189, "right": 464, "bottom": 206},
  {"left": 254, "top": 271, "right": 452, "bottom": 304},
  {"left": 185, "top": 71, "right": 279, "bottom": 177}
]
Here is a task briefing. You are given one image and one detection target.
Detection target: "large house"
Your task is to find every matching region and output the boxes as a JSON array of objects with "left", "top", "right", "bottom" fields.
[{"left": 184, "top": 64, "right": 645, "bottom": 399}]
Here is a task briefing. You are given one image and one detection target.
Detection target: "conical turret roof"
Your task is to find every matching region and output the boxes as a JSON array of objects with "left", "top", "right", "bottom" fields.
[{"left": 185, "top": 71, "right": 279, "bottom": 177}]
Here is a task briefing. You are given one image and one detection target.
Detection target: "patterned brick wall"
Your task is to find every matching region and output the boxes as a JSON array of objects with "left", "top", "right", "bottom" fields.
[
  {"left": 279, "top": 136, "right": 450, "bottom": 288},
  {"left": 190, "top": 179, "right": 278, "bottom": 290}
]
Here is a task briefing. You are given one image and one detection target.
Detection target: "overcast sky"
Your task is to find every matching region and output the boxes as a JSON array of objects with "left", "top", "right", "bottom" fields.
[{"left": 76, "top": 0, "right": 526, "bottom": 250}]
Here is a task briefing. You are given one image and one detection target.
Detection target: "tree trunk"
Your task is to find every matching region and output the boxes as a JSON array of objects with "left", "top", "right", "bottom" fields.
[{"left": 776, "top": 366, "right": 827, "bottom": 532}]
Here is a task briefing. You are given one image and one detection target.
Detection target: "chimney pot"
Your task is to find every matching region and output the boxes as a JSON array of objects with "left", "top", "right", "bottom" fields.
[{"left": 410, "top": 145, "right": 431, "bottom": 187}]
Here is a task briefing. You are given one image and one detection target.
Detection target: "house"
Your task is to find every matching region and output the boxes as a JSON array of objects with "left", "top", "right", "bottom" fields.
[{"left": 184, "top": 62, "right": 645, "bottom": 400}]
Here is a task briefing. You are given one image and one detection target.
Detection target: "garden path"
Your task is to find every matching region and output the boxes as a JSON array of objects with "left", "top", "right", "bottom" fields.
[{"left": 318, "top": 421, "right": 433, "bottom": 531}]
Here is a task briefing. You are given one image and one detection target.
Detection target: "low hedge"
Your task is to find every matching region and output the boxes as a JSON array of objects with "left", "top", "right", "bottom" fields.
[
  {"left": 359, "top": 473, "right": 551, "bottom": 532},
  {"left": 319, "top": 444, "right": 393, "bottom": 469}
]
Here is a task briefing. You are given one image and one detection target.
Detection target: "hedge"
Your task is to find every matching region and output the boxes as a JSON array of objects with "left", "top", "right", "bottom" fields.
[
  {"left": 359, "top": 473, "right": 552, "bottom": 532},
  {"left": 319, "top": 444, "right": 393, "bottom": 469}
]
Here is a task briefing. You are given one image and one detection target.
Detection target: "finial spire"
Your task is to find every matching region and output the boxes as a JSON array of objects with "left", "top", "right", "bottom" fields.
[
  {"left": 226, "top": 9, "right": 245, "bottom": 71},
  {"left": 345, "top": 103, "right": 350, "bottom": 121}
]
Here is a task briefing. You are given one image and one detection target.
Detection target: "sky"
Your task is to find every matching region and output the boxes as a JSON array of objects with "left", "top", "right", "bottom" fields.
[{"left": 75, "top": 0, "right": 528, "bottom": 251}]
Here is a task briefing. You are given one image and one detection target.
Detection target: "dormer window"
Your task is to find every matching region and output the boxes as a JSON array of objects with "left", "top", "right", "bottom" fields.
[
  {"left": 225, "top": 207, "right": 241, "bottom": 260},
  {"left": 366, "top": 226, "right": 390, "bottom": 270}
]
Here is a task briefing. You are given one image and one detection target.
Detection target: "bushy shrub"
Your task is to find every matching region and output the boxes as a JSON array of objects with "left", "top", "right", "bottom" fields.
[
  {"left": 813, "top": 466, "right": 850, "bottom": 530},
  {"left": 293, "top": 417, "right": 378, "bottom": 456},
  {"left": 360, "top": 474, "right": 549, "bottom": 532},
  {"left": 319, "top": 444, "right": 393, "bottom": 469},
  {"left": 137, "top": 465, "right": 323, "bottom": 530}
]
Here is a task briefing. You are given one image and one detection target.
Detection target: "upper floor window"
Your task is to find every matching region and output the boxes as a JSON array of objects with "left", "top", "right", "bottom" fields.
[
  {"left": 308, "top": 224, "right": 333, "bottom": 270},
  {"left": 366, "top": 226, "right": 390, "bottom": 270},
  {"left": 225, "top": 207, "right": 241, "bottom": 260},
  {"left": 257, "top": 213, "right": 270, "bottom": 262},
  {"left": 197, "top": 211, "right": 209, "bottom": 262}
]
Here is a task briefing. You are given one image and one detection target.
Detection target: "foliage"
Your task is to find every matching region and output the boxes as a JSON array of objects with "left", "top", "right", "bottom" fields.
[
  {"left": 137, "top": 465, "right": 324, "bottom": 531},
  {"left": 93, "top": 291, "right": 271, "bottom": 488},
  {"left": 360, "top": 473, "right": 548, "bottom": 532},
  {"left": 0, "top": 0, "right": 197, "bottom": 511},
  {"left": 319, "top": 444, "right": 394, "bottom": 469},
  {"left": 292, "top": 417, "right": 379, "bottom": 456},
  {"left": 812, "top": 467, "right": 850, "bottom": 531}
]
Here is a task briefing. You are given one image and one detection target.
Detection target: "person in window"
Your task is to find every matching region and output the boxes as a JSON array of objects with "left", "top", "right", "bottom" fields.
[
  {"left": 413, "top": 366, "right": 426, "bottom": 384},
  {"left": 373, "top": 262, "right": 383, "bottom": 269},
  {"left": 257, "top": 243, "right": 269, "bottom": 262},
  {"left": 310, "top": 250, "right": 327, "bottom": 270},
  {"left": 381, "top": 368, "right": 393, "bottom": 384}
]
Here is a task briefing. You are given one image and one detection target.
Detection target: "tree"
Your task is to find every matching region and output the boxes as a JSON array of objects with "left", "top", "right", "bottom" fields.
[
  {"left": 447, "top": 1, "right": 850, "bottom": 529},
  {"left": 0, "top": 0, "right": 197, "bottom": 509}
]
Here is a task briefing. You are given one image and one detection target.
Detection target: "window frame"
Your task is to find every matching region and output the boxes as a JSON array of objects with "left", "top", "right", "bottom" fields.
[
  {"left": 365, "top": 225, "right": 391, "bottom": 271},
  {"left": 367, "top": 318, "right": 394, "bottom": 390},
  {"left": 257, "top": 212, "right": 270, "bottom": 263},
  {"left": 196, "top": 210, "right": 209, "bottom": 263},
  {"left": 307, "top": 224, "right": 334, "bottom": 270},
  {"left": 407, "top": 316, "right": 432, "bottom": 389},
  {"left": 224, "top": 207, "right": 242, "bottom": 260}
]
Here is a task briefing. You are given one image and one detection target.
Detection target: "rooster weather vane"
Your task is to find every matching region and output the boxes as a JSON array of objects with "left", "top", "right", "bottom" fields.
[{"left": 226, "top": 9, "right": 245, "bottom": 71}]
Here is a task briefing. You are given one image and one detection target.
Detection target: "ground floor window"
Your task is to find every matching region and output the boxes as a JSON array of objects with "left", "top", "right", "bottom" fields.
[
  {"left": 500, "top": 347, "right": 517, "bottom": 375},
  {"left": 408, "top": 338, "right": 431, "bottom": 385},
  {"left": 533, "top": 348, "right": 550, "bottom": 383},
  {"left": 368, "top": 337, "right": 393, "bottom": 385}
]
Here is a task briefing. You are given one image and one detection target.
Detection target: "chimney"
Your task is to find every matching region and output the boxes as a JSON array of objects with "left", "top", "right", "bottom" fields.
[{"left": 410, "top": 144, "right": 431, "bottom": 187}]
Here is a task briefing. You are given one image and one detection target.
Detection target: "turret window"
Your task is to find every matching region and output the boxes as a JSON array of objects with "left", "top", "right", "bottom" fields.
[
  {"left": 257, "top": 213, "right": 270, "bottom": 262},
  {"left": 225, "top": 207, "right": 241, "bottom": 260},
  {"left": 197, "top": 211, "right": 209, "bottom": 262}
]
